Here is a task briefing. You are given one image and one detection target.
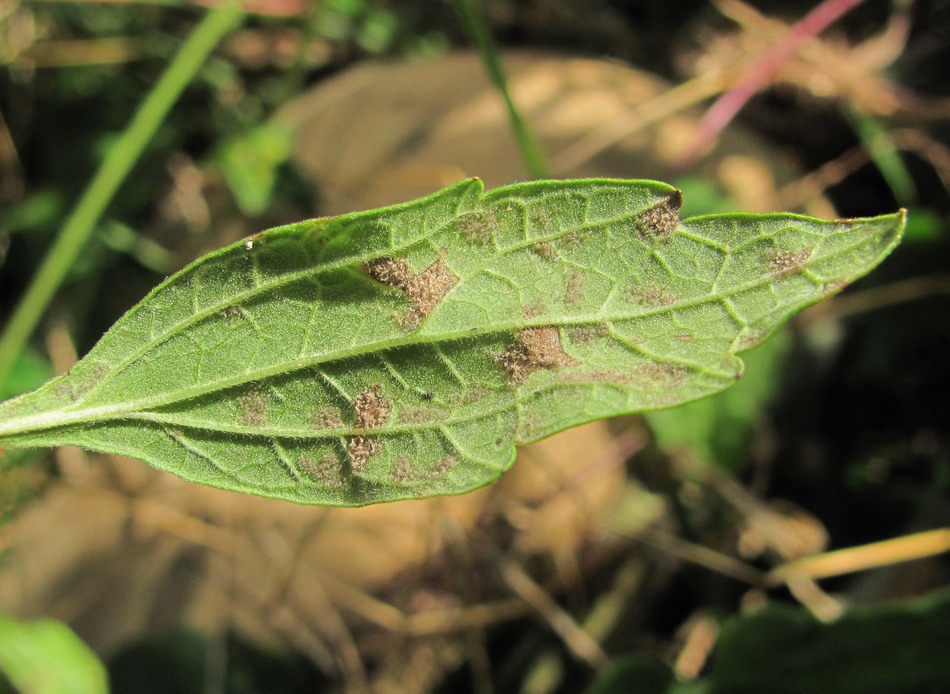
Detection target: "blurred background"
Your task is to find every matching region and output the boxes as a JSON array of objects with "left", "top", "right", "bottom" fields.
[{"left": 1, "top": 0, "right": 949, "bottom": 692}]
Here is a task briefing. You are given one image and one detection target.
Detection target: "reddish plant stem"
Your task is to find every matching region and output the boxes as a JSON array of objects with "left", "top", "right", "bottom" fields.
[{"left": 683, "top": 0, "right": 868, "bottom": 167}]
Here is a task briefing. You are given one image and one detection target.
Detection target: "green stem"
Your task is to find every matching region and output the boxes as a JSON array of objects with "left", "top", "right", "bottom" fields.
[
  {"left": 0, "top": 2, "right": 244, "bottom": 387},
  {"left": 846, "top": 108, "right": 917, "bottom": 205},
  {"left": 455, "top": 0, "right": 551, "bottom": 180}
]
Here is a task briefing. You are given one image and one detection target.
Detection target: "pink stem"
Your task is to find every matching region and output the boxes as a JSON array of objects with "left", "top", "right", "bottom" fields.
[{"left": 683, "top": 0, "right": 869, "bottom": 167}]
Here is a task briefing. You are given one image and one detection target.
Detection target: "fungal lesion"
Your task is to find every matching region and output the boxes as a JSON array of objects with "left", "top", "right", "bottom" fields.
[
  {"left": 532, "top": 241, "right": 557, "bottom": 259},
  {"left": 346, "top": 384, "right": 393, "bottom": 471},
  {"left": 298, "top": 453, "right": 347, "bottom": 489},
  {"left": 628, "top": 283, "right": 678, "bottom": 307},
  {"left": 312, "top": 407, "right": 344, "bottom": 431},
  {"left": 390, "top": 455, "right": 457, "bottom": 484},
  {"left": 770, "top": 249, "right": 811, "bottom": 276},
  {"left": 498, "top": 326, "right": 578, "bottom": 386},
  {"left": 365, "top": 256, "right": 459, "bottom": 330},
  {"left": 564, "top": 270, "right": 584, "bottom": 309},
  {"left": 635, "top": 190, "right": 682, "bottom": 241},
  {"left": 455, "top": 210, "right": 497, "bottom": 244},
  {"left": 237, "top": 384, "right": 269, "bottom": 426}
]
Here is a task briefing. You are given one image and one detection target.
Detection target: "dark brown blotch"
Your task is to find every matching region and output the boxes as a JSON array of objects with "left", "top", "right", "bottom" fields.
[
  {"left": 347, "top": 385, "right": 393, "bottom": 470},
  {"left": 635, "top": 191, "right": 682, "bottom": 241},
  {"left": 499, "top": 326, "right": 578, "bottom": 386},
  {"left": 365, "top": 256, "right": 458, "bottom": 330}
]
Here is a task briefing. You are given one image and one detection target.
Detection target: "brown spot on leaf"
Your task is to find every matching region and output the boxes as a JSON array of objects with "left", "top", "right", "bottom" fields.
[
  {"left": 447, "top": 385, "right": 489, "bottom": 406},
  {"left": 299, "top": 453, "right": 346, "bottom": 488},
  {"left": 565, "top": 271, "right": 584, "bottom": 309},
  {"left": 366, "top": 256, "right": 458, "bottom": 330},
  {"left": 354, "top": 385, "right": 392, "bottom": 428},
  {"left": 390, "top": 456, "right": 414, "bottom": 484},
  {"left": 628, "top": 283, "right": 677, "bottom": 307},
  {"left": 347, "top": 436, "right": 380, "bottom": 472},
  {"left": 237, "top": 386, "right": 268, "bottom": 426},
  {"left": 570, "top": 324, "right": 609, "bottom": 342},
  {"left": 635, "top": 362, "right": 691, "bottom": 387},
  {"left": 398, "top": 407, "right": 447, "bottom": 424},
  {"left": 312, "top": 407, "right": 344, "bottom": 430},
  {"left": 430, "top": 455, "right": 458, "bottom": 479},
  {"left": 456, "top": 210, "right": 496, "bottom": 243},
  {"left": 557, "top": 231, "right": 582, "bottom": 249},
  {"left": 389, "top": 455, "right": 457, "bottom": 484},
  {"left": 499, "top": 326, "right": 578, "bottom": 386},
  {"left": 347, "top": 385, "right": 393, "bottom": 471},
  {"left": 533, "top": 242, "right": 557, "bottom": 259},
  {"left": 522, "top": 301, "right": 547, "bottom": 319},
  {"left": 674, "top": 333, "right": 694, "bottom": 343},
  {"left": 770, "top": 249, "right": 811, "bottom": 275},
  {"left": 55, "top": 361, "right": 110, "bottom": 401},
  {"left": 635, "top": 191, "right": 682, "bottom": 241}
]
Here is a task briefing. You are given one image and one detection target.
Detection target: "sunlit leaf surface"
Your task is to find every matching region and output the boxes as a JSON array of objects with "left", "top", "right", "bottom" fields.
[{"left": 0, "top": 179, "right": 904, "bottom": 505}]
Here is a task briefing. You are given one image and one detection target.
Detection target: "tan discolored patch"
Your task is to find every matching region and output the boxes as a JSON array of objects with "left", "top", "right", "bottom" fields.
[
  {"left": 635, "top": 361, "right": 691, "bottom": 387},
  {"left": 347, "top": 436, "right": 380, "bottom": 472},
  {"left": 431, "top": 455, "right": 458, "bottom": 478},
  {"left": 312, "top": 407, "right": 344, "bottom": 430},
  {"left": 564, "top": 270, "right": 584, "bottom": 309},
  {"left": 354, "top": 385, "right": 392, "bottom": 428},
  {"left": 557, "top": 230, "right": 582, "bottom": 249},
  {"left": 347, "top": 385, "right": 393, "bottom": 470},
  {"left": 389, "top": 455, "right": 457, "bottom": 484},
  {"left": 517, "top": 413, "right": 545, "bottom": 442},
  {"left": 398, "top": 407, "right": 448, "bottom": 424},
  {"left": 456, "top": 210, "right": 496, "bottom": 243},
  {"left": 447, "top": 385, "right": 489, "bottom": 406},
  {"left": 365, "top": 256, "right": 458, "bottom": 330},
  {"left": 390, "top": 456, "right": 414, "bottom": 484},
  {"left": 770, "top": 249, "right": 811, "bottom": 276},
  {"left": 298, "top": 453, "right": 346, "bottom": 488},
  {"left": 532, "top": 242, "right": 557, "bottom": 259},
  {"left": 237, "top": 386, "right": 268, "bottom": 426},
  {"left": 499, "top": 326, "right": 578, "bottom": 386},
  {"left": 628, "top": 283, "right": 678, "bottom": 307},
  {"left": 522, "top": 301, "right": 547, "bottom": 319},
  {"left": 635, "top": 191, "right": 682, "bottom": 241},
  {"left": 570, "top": 324, "right": 609, "bottom": 343},
  {"left": 674, "top": 333, "right": 694, "bottom": 343},
  {"left": 55, "top": 361, "right": 110, "bottom": 401}
]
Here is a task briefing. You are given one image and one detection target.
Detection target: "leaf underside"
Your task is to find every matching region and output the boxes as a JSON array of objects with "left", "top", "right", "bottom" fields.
[{"left": 0, "top": 179, "right": 904, "bottom": 505}]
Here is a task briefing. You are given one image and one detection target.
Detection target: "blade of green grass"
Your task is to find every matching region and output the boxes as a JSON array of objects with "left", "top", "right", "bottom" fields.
[
  {"left": 0, "top": 1, "right": 245, "bottom": 389},
  {"left": 455, "top": 0, "right": 550, "bottom": 179}
]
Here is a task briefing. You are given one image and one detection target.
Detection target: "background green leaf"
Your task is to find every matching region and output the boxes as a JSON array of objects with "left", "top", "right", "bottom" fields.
[
  {"left": 0, "top": 179, "right": 903, "bottom": 505},
  {"left": 0, "top": 615, "right": 108, "bottom": 694}
]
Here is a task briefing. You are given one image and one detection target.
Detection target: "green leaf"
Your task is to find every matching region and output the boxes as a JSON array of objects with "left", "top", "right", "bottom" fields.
[
  {"left": 0, "top": 179, "right": 904, "bottom": 505},
  {"left": 705, "top": 588, "right": 950, "bottom": 694},
  {"left": 217, "top": 123, "right": 294, "bottom": 216},
  {"left": 0, "top": 614, "right": 108, "bottom": 694}
]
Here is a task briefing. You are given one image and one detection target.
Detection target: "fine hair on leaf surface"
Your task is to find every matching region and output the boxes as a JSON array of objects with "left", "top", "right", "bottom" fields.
[{"left": 0, "top": 179, "right": 904, "bottom": 506}]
